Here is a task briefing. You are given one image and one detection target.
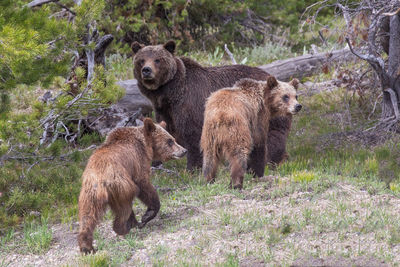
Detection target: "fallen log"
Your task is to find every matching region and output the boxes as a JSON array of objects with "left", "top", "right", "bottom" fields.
[{"left": 259, "top": 48, "right": 355, "bottom": 81}]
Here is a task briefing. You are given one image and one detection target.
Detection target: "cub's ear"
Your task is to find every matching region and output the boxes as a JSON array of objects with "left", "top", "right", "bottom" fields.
[
  {"left": 267, "top": 76, "right": 278, "bottom": 89},
  {"left": 290, "top": 78, "right": 300, "bottom": 90},
  {"left": 143, "top": 118, "right": 156, "bottom": 135},
  {"left": 131, "top": 41, "right": 144, "bottom": 54},
  {"left": 163, "top": 40, "right": 176, "bottom": 54},
  {"left": 159, "top": 121, "right": 167, "bottom": 129}
]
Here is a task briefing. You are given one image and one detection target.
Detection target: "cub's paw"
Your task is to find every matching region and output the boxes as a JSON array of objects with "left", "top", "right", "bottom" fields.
[{"left": 80, "top": 246, "right": 96, "bottom": 255}]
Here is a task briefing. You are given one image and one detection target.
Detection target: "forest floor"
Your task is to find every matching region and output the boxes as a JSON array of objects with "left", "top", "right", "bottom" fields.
[{"left": 1, "top": 79, "right": 400, "bottom": 266}]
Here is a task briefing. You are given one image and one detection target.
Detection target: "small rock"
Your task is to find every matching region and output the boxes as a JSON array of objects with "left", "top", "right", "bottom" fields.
[
  {"left": 29, "top": 211, "right": 41, "bottom": 217},
  {"left": 39, "top": 91, "right": 52, "bottom": 103}
]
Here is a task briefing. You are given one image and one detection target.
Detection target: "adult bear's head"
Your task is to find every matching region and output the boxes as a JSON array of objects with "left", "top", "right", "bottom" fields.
[{"left": 132, "top": 40, "right": 177, "bottom": 90}]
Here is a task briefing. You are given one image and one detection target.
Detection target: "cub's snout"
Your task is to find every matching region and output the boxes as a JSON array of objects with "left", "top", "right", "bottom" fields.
[{"left": 173, "top": 145, "right": 187, "bottom": 159}]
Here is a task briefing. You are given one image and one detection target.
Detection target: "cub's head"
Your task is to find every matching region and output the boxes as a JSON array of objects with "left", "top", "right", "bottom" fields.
[
  {"left": 132, "top": 40, "right": 177, "bottom": 90},
  {"left": 266, "top": 76, "right": 302, "bottom": 117},
  {"left": 143, "top": 118, "right": 187, "bottom": 161}
]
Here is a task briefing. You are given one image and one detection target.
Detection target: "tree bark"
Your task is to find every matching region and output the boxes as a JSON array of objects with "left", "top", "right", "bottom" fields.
[
  {"left": 380, "top": 16, "right": 390, "bottom": 55},
  {"left": 383, "top": 14, "right": 400, "bottom": 119},
  {"left": 388, "top": 14, "right": 400, "bottom": 94}
]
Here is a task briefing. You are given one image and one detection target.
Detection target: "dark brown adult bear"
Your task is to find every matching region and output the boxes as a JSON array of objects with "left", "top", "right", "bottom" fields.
[
  {"left": 201, "top": 77, "right": 301, "bottom": 189},
  {"left": 78, "top": 118, "right": 186, "bottom": 254},
  {"left": 132, "top": 40, "right": 292, "bottom": 175}
]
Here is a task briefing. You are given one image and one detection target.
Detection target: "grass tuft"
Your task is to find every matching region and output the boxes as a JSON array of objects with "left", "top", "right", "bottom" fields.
[
  {"left": 292, "top": 170, "right": 318, "bottom": 183},
  {"left": 218, "top": 253, "right": 239, "bottom": 267},
  {"left": 79, "top": 252, "right": 110, "bottom": 267},
  {"left": 23, "top": 217, "right": 52, "bottom": 254}
]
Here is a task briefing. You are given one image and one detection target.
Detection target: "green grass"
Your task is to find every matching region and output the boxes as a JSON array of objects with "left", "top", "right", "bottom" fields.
[
  {"left": 292, "top": 170, "right": 318, "bottom": 183},
  {"left": 79, "top": 252, "right": 111, "bottom": 267},
  {"left": 0, "top": 132, "right": 102, "bottom": 229},
  {"left": 106, "top": 53, "right": 134, "bottom": 81},
  {"left": 87, "top": 229, "right": 144, "bottom": 266},
  {"left": 217, "top": 253, "right": 239, "bottom": 267},
  {"left": 0, "top": 229, "right": 15, "bottom": 253},
  {"left": 23, "top": 217, "right": 52, "bottom": 254}
]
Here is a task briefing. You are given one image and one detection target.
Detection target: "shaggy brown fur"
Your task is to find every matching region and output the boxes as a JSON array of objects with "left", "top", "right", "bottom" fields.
[
  {"left": 201, "top": 77, "right": 301, "bottom": 189},
  {"left": 78, "top": 118, "right": 186, "bottom": 254},
  {"left": 132, "top": 40, "right": 292, "bottom": 173}
]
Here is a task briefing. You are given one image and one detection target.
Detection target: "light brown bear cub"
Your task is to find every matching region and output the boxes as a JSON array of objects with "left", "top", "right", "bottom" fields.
[
  {"left": 78, "top": 118, "right": 186, "bottom": 254},
  {"left": 201, "top": 76, "right": 301, "bottom": 189}
]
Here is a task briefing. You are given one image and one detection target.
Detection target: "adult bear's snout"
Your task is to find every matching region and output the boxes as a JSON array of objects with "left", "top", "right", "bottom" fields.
[{"left": 142, "top": 66, "right": 152, "bottom": 77}]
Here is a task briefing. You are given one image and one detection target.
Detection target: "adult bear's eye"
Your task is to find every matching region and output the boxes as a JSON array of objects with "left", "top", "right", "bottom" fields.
[
  {"left": 295, "top": 95, "right": 298, "bottom": 100},
  {"left": 167, "top": 139, "right": 174, "bottom": 147},
  {"left": 282, "top": 95, "right": 289, "bottom": 102},
  {"left": 154, "top": 59, "right": 160, "bottom": 64}
]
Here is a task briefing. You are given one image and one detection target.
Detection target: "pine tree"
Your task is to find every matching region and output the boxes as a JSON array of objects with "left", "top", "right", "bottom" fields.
[{"left": 0, "top": 0, "right": 73, "bottom": 115}]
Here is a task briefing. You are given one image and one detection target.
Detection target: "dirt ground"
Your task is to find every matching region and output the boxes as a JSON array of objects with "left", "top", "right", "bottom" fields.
[{"left": 2, "top": 176, "right": 399, "bottom": 266}]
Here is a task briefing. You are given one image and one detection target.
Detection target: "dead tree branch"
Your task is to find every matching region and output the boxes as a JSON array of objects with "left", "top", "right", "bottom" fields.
[
  {"left": 27, "top": 0, "right": 53, "bottom": 7},
  {"left": 39, "top": 24, "right": 98, "bottom": 146},
  {"left": 27, "top": 0, "right": 76, "bottom": 16},
  {"left": 345, "top": 37, "right": 385, "bottom": 72},
  {"left": 224, "top": 44, "right": 237, "bottom": 64},
  {"left": 4, "top": 145, "right": 97, "bottom": 172}
]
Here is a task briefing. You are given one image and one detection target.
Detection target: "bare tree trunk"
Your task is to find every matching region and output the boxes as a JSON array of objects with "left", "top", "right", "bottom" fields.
[{"left": 383, "top": 14, "right": 400, "bottom": 120}]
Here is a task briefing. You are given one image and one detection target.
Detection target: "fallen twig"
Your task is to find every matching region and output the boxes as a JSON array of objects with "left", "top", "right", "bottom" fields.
[
  {"left": 124, "top": 108, "right": 142, "bottom": 127},
  {"left": 151, "top": 164, "right": 179, "bottom": 176}
]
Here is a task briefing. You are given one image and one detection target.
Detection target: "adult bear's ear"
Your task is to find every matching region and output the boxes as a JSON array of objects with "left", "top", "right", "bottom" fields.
[
  {"left": 163, "top": 40, "right": 176, "bottom": 54},
  {"left": 143, "top": 118, "right": 156, "bottom": 136},
  {"left": 289, "top": 78, "right": 299, "bottom": 90},
  {"left": 131, "top": 41, "right": 144, "bottom": 54},
  {"left": 159, "top": 121, "right": 167, "bottom": 129}
]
